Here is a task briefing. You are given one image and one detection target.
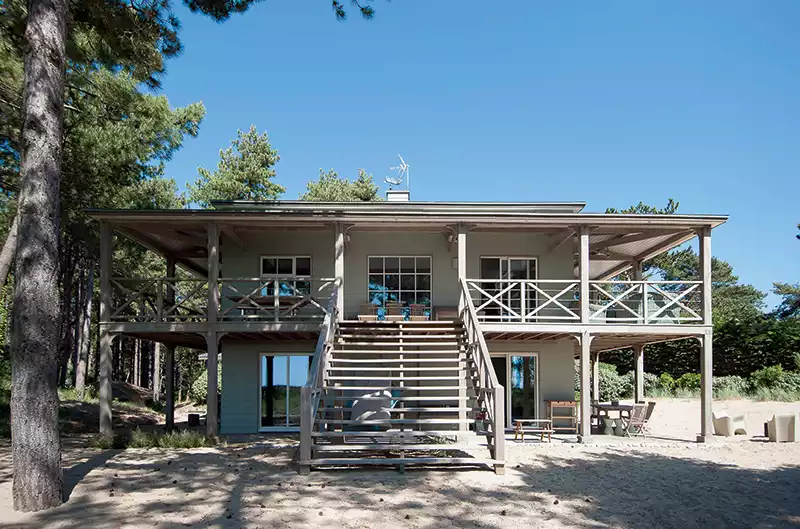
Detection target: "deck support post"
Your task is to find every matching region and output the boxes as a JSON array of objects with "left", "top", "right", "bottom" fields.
[
  {"left": 633, "top": 344, "right": 645, "bottom": 403},
  {"left": 300, "top": 386, "right": 311, "bottom": 475},
  {"left": 579, "top": 226, "right": 591, "bottom": 323},
  {"left": 205, "top": 332, "right": 219, "bottom": 437},
  {"left": 698, "top": 330, "right": 713, "bottom": 442},
  {"left": 493, "top": 384, "right": 505, "bottom": 475},
  {"left": 206, "top": 223, "right": 220, "bottom": 437},
  {"left": 579, "top": 331, "right": 593, "bottom": 441},
  {"left": 99, "top": 221, "right": 113, "bottom": 436},
  {"left": 334, "top": 223, "right": 345, "bottom": 320},
  {"left": 164, "top": 258, "right": 176, "bottom": 431},
  {"left": 698, "top": 226, "right": 712, "bottom": 326},
  {"left": 591, "top": 352, "right": 600, "bottom": 402}
]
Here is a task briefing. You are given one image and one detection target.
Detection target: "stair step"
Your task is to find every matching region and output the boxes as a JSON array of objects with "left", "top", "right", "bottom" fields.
[
  {"left": 311, "top": 430, "right": 465, "bottom": 438},
  {"left": 333, "top": 344, "right": 466, "bottom": 356},
  {"left": 328, "top": 367, "right": 468, "bottom": 372},
  {"left": 300, "top": 457, "right": 499, "bottom": 467},
  {"left": 312, "top": 443, "right": 484, "bottom": 451},
  {"left": 316, "top": 418, "right": 472, "bottom": 425},
  {"left": 330, "top": 358, "right": 468, "bottom": 364},
  {"left": 340, "top": 320, "right": 463, "bottom": 326},
  {"left": 321, "top": 385, "right": 469, "bottom": 391},
  {"left": 336, "top": 341, "right": 461, "bottom": 346},
  {"left": 338, "top": 333, "right": 463, "bottom": 338},
  {"left": 319, "top": 396, "right": 466, "bottom": 402},
  {"left": 327, "top": 376, "right": 463, "bottom": 381},
  {"left": 318, "top": 407, "right": 473, "bottom": 413}
]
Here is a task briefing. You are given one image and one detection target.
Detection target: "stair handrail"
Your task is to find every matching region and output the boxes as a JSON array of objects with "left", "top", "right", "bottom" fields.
[
  {"left": 459, "top": 278, "right": 505, "bottom": 471},
  {"left": 300, "top": 278, "right": 340, "bottom": 470}
]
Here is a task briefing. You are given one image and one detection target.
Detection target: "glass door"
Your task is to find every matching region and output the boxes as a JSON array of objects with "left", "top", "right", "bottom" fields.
[
  {"left": 480, "top": 258, "right": 537, "bottom": 321},
  {"left": 510, "top": 355, "right": 538, "bottom": 426},
  {"left": 260, "top": 354, "right": 312, "bottom": 430}
]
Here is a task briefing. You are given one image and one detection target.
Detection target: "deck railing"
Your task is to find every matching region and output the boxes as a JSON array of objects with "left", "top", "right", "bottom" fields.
[
  {"left": 108, "top": 276, "right": 335, "bottom": 323},
  {"left": 460, "top": 278, "right": 505, "bottom": 472},
  {"left": 464, "top": 278, "right": 703, "bottom": 325}
]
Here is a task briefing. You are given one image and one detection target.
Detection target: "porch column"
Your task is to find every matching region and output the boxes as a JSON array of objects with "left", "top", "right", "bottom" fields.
[
  {"left": 334, "top": 223, "right": 345, "bottom": 319},
  {"left": 579, "top": 331, "right": 593, "bottom": 440},
  {"left": 698, "top": 330, "right": 713, "bottom": 441},
  {"left": 206, "top": 224, "right": 220, "bottom": 436},
  {"left": 205, "top": 332, "right": 219, "bottom": 436},
  {"left": 633, "top": 344, "right": 645, "bottom": 403},
  {"left": 591, "top": 352, "right": 600, "bottom": 402},
  {"left": 698, "top": 226, "right": 712, "bottom": 325},
  {"left": 165, "top": 258, "right": 176, "bottom": 431},
  {"left": 99, "top": 222, "right": 113, "bottom": 436},
  {"left": 579, "top": 226, "right": 591, "bottom": 323},
  {"left": 457, "top": 224, "right": 468, "bottom": 312},
  {"left": 456, "top": 224, "right": 468, "bottom": 428}
]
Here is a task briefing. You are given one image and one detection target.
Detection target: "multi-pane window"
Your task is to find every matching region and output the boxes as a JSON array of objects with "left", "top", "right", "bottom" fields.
[
  {"left": 368, "top": 256, "right": 432, "bottom": 307},
  {"left": 260, "top": 256, "right": 312, "bottom": 296}
]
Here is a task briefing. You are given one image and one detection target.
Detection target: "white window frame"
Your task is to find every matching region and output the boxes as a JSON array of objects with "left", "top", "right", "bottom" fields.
[
  {"left": 258, "top": 352, "right": 312, "bottom": 432},
  {"left": 366, "top": 255, "right": 433, "bottom": 307},
  {"left": 259, "top": 255, "right": 313, "bottom": 278}
]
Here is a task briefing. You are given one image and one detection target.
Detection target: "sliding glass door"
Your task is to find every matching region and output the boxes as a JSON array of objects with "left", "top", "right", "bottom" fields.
[
  {"left": 260, "top": 354, "right": 312, "bottom": 430},
  {"left": 480, "top": 257, "right": 537, "bottom": 321},
  {"left": 492, "top": 353, "right": 538, "bottom": 428}
]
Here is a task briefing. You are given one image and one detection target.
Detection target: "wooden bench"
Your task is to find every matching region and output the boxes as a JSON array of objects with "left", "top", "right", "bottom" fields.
[{"left": 513, "top": 419, "right": 553, "bottom": 443}]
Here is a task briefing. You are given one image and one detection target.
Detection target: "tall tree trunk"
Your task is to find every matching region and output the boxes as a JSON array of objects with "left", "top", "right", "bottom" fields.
[
  {"left": 57, "top": 242, "right": 73, "bottom": 388},
  {"left": 74, "top": 265, "right": 93, "bottom": 397},
  {"left": 134, "top": 338, "right": 141, "bottom": 387},
  {"left": 10, "top": 0, "right": 67, "bottom": 511},
  {"left": 0, "top": 212, "right": 19, "bottom": 291}
]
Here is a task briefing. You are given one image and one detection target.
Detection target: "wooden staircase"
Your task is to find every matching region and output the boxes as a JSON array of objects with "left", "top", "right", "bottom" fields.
[{"left": 299, "top": 320, "right": 505, "bottom": 473}]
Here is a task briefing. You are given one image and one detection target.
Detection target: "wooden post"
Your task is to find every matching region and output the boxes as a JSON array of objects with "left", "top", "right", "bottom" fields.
[
  {"left": 633, "top": 344, "right": 645, "bottom": 403},
  {"left": 493, "top": 385, "right": 505, "bottom": 475},
  {"left": 579, "top": 331, "right": 592, "bottom": 440},
  {"left": 164, "top": 258, "right": 176, "bottom": 431},
  {"left": 334, "top": 223, "right": 345, "bottom": 320},
  {"left": 99, "top": 222, "right": 113, "bottom": 436},
  {"left": 579, "top": 226, "right": 590, "bottom": 323},
  {"left": 633, "top": 260, "right": 644, "bottom": 323},
  {"left": 205, "top": 332, "right": 218, "bottom": 437},
  {"left": 299, "top": 386, "right": 311, "bottom": 475},
  {"left": 457, "top": 224, "right": 467, "bottom": 312},
  {"left": 591, "top": 352, "right": 599, "bottom": 402},
  {"left": 165, "top": 345, "right": 175, "bottom": 431},
  {"left": 698, "top": 226, "right": 712, "bottom": 326},
  {"left": 698, "top": 330, "right": 713, "bottom": 442},
  {"left": 206, "top": 224, "right": 220, "bottom": 437}
]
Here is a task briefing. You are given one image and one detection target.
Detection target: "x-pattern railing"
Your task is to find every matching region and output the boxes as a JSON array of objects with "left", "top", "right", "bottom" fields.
[
  {"left": 589, "top": 280, "right": 703, "bottom": 324},
  {"left": 466, "top": 279, "right": 580, "bottom": 323},
  {"left": 219, "top": 277, "right": 334, "bottom": 322}
]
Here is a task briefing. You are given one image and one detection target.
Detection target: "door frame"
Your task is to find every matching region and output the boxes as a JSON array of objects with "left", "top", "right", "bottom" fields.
[
  {"left": 489, "top": 351, "right": 540, "bottom": 428},
  {"left": 257, "top": 352, "right": 312, "bottom": 433}
]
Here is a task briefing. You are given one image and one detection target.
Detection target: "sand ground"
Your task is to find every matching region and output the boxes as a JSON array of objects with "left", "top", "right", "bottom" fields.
[{"left": 1, "top": 398, "right": 799, "bottom": 529}]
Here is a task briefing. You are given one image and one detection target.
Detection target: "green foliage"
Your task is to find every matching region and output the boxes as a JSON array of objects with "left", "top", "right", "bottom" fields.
[
  {"left": 773, "top": 282, "right": 800, "bottom": 319},
  {"left": 129, "top": 428, "right": 213, "bottom": 448},
  {"left": 188, "top": 126, "right": 284, "bottom": 207},
  {"left": 300, "top": 168, "right": 381, "bottom": 202},
  {"left": 190, "top": 365, "right": 222, "bottom": 405},
  {"left": 675, "top": 373, "right": 701, "bottom": 391},
  {"left": 658, "top": 373, "right": 676, "bottom": 392},
  {"left": 749, "top": 365, "right": 785, "bottom": 389},
  {"left": 596, "top": 363, "right": 631, "bottom": 401},
  {"left": 712, "top": 376, "right": 748, "bottom": 398}
]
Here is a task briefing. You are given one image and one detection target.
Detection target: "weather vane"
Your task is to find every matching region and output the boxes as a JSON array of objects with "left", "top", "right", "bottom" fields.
[{"left": 384, "top": 154, "right": 410, "bottom": 190}]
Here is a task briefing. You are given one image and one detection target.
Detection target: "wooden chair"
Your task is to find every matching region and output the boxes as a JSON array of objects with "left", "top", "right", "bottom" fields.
[
  {"left": 626, "top": 401, "right": 656, "bottom": 437},
  {"left": 385, "top": 302, "right": 403, "bottom": 322},
  {"left": 358, "top": 304, "right": 377, "bottom": 322},
  {"left": 409, "top": 303, "right": 428, "bottom": 321}
]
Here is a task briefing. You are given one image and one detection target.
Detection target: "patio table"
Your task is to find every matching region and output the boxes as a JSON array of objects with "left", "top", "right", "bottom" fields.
[{"left": 593, "top": 403, "right": 634, "bottom": 434}]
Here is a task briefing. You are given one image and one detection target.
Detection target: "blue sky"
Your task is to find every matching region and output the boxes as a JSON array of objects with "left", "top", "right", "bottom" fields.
[{"left": 159, "top": 1, "right": 799, "bottom": 307}]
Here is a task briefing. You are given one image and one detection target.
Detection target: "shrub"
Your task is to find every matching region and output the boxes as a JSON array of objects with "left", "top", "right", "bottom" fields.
[
  {"left": 750, "top": 365, "right": 785, "bottom": 389},
  {"left": 657, "top": 373, "right": 676, "bottom": 392},
  {"left": 597, "top": 363, "right": 631, "bottom": 401},
  {"left": 129, "top": 428, "right": 215, "bottom": 449},
  {"left": 190, "top": 367, "right": 222, "bottom": 405},
  {"left": 713, "top": 375, "right": 748, "bottom": 399},
  {"left": 675, "top": 373, "right": 701, "bottom": 391}
]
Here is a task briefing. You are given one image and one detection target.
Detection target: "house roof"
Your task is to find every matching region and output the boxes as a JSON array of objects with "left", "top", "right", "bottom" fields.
[{"left": 87, "top": 200, "right": 728, "bottom": 280}]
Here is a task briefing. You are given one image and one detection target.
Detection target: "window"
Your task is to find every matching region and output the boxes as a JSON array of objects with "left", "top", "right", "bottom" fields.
[
  {"left": 260, "top": 256, "right": 312, "bottom": 296},
  {"left": 480, "top": 257, "right": 538, "bottom": 321},
  {"left": 368, "top": 256, "right": 432, "bottom": 307}
]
